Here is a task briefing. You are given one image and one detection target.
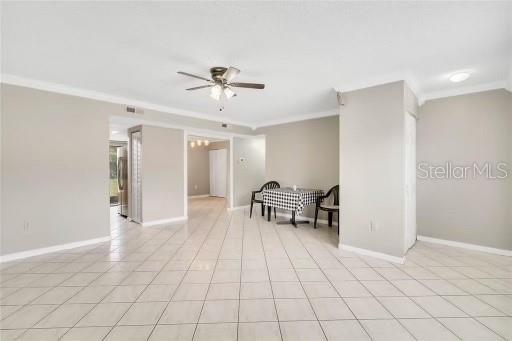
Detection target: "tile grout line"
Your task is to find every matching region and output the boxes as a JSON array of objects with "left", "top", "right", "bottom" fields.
[
  {"left": 9, "top": 249, "right": 127, "bottom": 338},
  {"left": 252, "top": 209, "right": 284, "bottom": 341},
  {"left": 144, "top": 199, "right": 230, "bottom": 341},
  {"left": 268, "top": 218, "right": 331, "bottom": 340},
  {"left": 284, "top": 223, "right": 376, "bottom": 341},
  {"left": 67, "top": 202, "right": 210, "bottom": 340},
  {"left": 319, "top": 228, "right": 504, "bottom": 340},
  {"left": 236, "top": 207, "right": 246, "bottom": 341},
  {"left": 192, "top": 203, "right": 235, "bottom": 338},
  {"left": 67, "top": 216, "right": 189, "bottom": 340},
  {"left": 145, "top": 199, "right": 225, "bottom": 340}
]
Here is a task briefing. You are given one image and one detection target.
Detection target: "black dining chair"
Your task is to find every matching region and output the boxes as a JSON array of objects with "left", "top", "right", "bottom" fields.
[
  {"left": 250, "top": 181, "right": 280, "bottom": 219},
  {"left": 314, "top": 185, "right": 339, "bottom": 233}
]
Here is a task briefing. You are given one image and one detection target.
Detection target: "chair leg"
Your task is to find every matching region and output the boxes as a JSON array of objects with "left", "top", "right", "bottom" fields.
[
  {"left": 274, "top": 207, "right": 277, "bottom": 219},
  {"left": 267, "top": 206, "right": 271, "bottom": 222},
  {"left": 328, "top": 212, "right": 333, "bottom": 227},
  {"left": 250, "top": 201, "right": 254, "bottom": 218},
  {"left": 337, "top": 211, "right": 340, "bottom": 235},
  {"left": 261, "top": 203, "right": 264, "bottom": 216},
  {"left": 314, "top": 208, "right": 319, "bottom": 229}
]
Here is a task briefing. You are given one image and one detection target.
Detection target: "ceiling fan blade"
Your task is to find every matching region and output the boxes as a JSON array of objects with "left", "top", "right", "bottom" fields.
[
  {"left": 222, "top": 67, "right": 240, "bottom": 82},
  {"left": 229, "top": 82, "right": 265, "bottom": 89},
  {"left": 177, "top": 71, "right": 212, "bottom": 82},
  {"left": 186, "top": 85, "right": 212, "bottom": 91}
]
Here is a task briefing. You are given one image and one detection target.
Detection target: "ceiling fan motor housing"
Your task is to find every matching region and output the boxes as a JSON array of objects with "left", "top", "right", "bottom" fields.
[{"left": 210, "top": 67, "right": 228, "bottom": 82}]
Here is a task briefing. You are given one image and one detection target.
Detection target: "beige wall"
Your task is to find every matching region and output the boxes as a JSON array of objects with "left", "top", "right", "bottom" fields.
[
  {"left": 0, "top": 84, "right": 247, "bottom": 256},
  {"left": 141, "top": 125, "right": 184, "bottom": 222},
  {"left": 340, "top": 81, "right": 407, "bottom": 258},
  {"left": 256, "top": 116, "right": 339, "bottom": 219},
  {"left": 417, "top": 89, "right": 512, "bottom": 250},
  {"left": 233, "top": 137, "right": 266, "bottom": 207},
  {"left": 1, "top": 84, "right": 110, "bottom": 255},
  {"left": 187, "top": 145, "right": 210, "bottom": 196}
]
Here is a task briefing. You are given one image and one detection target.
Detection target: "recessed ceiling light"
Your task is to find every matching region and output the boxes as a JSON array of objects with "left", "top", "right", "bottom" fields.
[
  {"left": 111, "top": 130, "right": 119, "bottom": 134},
  {"left": 449, "top": 72, "right": 470, "bottom": 83}
]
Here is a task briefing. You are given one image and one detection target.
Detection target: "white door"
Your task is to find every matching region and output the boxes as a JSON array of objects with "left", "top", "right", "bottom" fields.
[
  {"left": 209, "top": 149, "right": 227, "bottom": 197},
  {"left": 404, "top": 112, "right": 417, "bottom": 250}
]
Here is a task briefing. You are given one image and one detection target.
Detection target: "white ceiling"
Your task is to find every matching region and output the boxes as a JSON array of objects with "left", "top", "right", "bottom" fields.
[{"left": 2, "top": 2, "right": 511, "bottom": 128}]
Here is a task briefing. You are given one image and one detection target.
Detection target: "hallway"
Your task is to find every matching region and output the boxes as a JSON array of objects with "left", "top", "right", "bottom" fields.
[{"left": 1, "top": 197, "right": 510, "bottom": 340}]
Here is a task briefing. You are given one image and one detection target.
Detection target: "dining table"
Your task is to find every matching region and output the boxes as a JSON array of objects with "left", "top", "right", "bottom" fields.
[{"left": 262, "top": 187, "right": 324, "bottom": 227}]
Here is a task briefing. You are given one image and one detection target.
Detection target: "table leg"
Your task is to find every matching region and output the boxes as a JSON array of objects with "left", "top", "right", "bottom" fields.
[
  {"left": 276, "top": 210, "right": 310, "bottom": 226},
  {"left": 267, "top": 206, "right": 271, "bottom": 222}
]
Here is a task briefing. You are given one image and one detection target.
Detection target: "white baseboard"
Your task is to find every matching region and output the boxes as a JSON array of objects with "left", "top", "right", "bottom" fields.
[
  {"left": 188, "top": 194, "right": 210, "bottom": 198},
  {"left": 227, "top": 205, "right": 250, "bottom": 212},
  {"left": 0, "top": 236, "right": 111, "bottom": 263},
  {"left": 143, "top": 216, "right": 188, "bottom": 227},
  {"left": 417, "top": 235, "right": 512, "bottom": 257},
  {"left": 276, "top": 212, "right": 338, "bottom": 227},
  {"left": 339, "top": 243, "right": 405, "bottom": 264}
]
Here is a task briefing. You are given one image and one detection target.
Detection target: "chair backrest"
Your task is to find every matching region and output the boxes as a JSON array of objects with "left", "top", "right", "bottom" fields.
[
  {"left": 326, "top": 185, "right": 339, "bottom": 205},
  {"left": 260, "top": 181, "right": 280, "bottom": 191}
]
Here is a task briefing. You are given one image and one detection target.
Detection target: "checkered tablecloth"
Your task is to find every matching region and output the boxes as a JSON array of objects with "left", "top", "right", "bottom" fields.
[{"left": 262, "top": 187, "right": 324, "bottom": 215}]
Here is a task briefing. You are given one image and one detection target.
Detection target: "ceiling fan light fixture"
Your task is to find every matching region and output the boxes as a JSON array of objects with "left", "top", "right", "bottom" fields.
[
  {"left": 224, "top": 87, "right": 235, "bottom": 99},
  {"left": 210, "top": 84, "right": 222, "bottom": 100}
]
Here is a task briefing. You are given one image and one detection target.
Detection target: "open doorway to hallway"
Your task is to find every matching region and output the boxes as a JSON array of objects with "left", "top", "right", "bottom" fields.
[
  {"left": 109, "top": 126, "right": 129, "bottom": 224},
  {"left": 187, "top": 135, "right": 230, "bottom": 206}
]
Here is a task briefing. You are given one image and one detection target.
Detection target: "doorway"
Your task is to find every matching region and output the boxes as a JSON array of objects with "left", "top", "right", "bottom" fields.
[
  {"left": 186, "top": 134, "right": 231, "bottom": 205},
  {"left": 109, "top": 126, "right": 129, "bottom": 227}
]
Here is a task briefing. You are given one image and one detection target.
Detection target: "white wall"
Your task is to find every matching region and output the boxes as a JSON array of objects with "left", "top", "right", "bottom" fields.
[
  {"left": 1, "top": 84, "right": 110, "bottom": 256},
  {"left": 339, "top": 81, "right": 408, "bottom": 258},
  {"left": 233, "top": 137, "right": 265, "bottom": 207},
  {"left": 417, "top": 89, "right": 512, "bottom": 250},
  {"left": 141, "top": 125, "right": 185, "bottom": 222}
]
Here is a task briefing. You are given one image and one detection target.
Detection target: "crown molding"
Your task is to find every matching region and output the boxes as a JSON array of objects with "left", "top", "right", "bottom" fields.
[
  {"left": 333, "top": 71, "right": 424, "bottom": 106},
  {"left": 253, "top": 110, "right": 339, "bottom": 130},
  {"left": 110, "top": 115, "right": 259, "bottom": 139},
  {"left": 4, "top": 73, "right": 507, "bottom": 130},
  {"left": 421, "top": 80, "right": 508, "bottom": 102},
  {"left": 1, "top": 74, "right": 251, "bottom": 128}
]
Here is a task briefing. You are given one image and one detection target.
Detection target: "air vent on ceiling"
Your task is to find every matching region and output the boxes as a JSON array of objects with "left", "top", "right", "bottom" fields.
[{"left": 126, "top": 106, "right": 144, "bottom": 114}]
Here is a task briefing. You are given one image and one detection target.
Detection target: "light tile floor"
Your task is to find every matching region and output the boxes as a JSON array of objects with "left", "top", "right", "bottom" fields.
[{"left": 1, "top": 197, "right": 511, "bottom": 340}]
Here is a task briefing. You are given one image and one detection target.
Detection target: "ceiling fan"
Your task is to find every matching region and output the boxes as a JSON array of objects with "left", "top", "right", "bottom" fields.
[{"left": 177, "top": 67, "right": 265, "bottom": 101}]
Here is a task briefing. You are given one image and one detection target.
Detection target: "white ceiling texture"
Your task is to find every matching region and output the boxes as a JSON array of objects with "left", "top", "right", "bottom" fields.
[{"left": 2, "top": 2, "right": 511, "bottom": 128}]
